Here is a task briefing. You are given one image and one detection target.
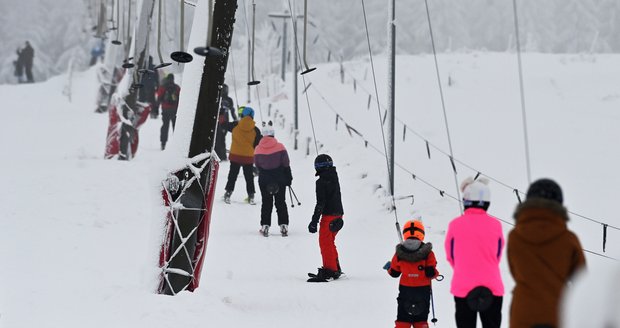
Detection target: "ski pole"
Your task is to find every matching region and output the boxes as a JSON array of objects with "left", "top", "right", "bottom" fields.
[
  {"left": 430, "top": 284, "right": 438, "bottom": 325},
  {"left": 289, "top": 186, "right": 301, "bottom": 206},
  {"left": 288, "top": 186, "right": 295, "bottom": 208}
]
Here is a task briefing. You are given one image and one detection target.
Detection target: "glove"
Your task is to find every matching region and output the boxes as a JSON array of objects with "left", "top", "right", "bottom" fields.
[
  {"left": 308, "top": 221, "right": 318, "bottom": 233},
  {"left": 311, "top": 213, "right": 320, "bottom": 224},
  {"left": 383, "top": 261, "right": 391, "bottom": 270},
  {"left": 424, "top": 266, "right": 436, "bottom": 278}
]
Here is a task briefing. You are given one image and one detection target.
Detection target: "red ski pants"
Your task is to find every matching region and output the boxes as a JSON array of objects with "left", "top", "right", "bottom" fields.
[
  {"left": 319, "top": 215, "right": 342, "bottom": 271},
  {"left": 395, "top": 321, "right": 429, "bottom": 328}
]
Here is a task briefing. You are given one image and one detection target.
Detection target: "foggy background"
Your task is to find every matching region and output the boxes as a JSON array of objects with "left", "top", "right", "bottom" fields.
[{"left": 1, "top": 0, "right": 619, "bottom": 84}]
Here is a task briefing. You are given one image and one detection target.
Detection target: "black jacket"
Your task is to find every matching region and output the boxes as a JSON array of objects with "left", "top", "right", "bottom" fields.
[
  {"left": 312, "top": 167, "right": 344, "bottom": 222},
  {"left": 139, "top": 59, "right": 159, "bottom": 103},
  {"left": 219, "top": 96, "right": 237, "bottom": 121}
]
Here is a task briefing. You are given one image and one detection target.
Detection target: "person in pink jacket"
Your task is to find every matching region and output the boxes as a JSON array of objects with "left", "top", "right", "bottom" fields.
[{"left": 444, "top": 177, "right": 504, "bottom": 328}]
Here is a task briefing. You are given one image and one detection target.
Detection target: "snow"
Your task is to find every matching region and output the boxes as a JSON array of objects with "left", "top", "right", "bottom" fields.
[{"left": 1, "top": 50, "right": 620, "bottom": 327}]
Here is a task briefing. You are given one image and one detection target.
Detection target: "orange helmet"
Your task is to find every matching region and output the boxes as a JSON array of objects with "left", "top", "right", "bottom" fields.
[{"left": 402, "top": 220, "right": 425, "bottom": 241}]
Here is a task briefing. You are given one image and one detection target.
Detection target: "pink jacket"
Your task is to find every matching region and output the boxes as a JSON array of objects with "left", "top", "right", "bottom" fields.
[{"left": 444, "top": 208, "right": 504, "bottom": 297}]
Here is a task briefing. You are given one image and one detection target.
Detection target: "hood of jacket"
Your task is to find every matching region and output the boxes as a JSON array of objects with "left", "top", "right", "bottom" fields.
[
  {"left": 237, "top": 116, "right": 255, "bottom": 132},
  {"left": 256, "top": 136, "right": 285, "bottom": 154},
  {"left": 512, "top": 198, "right": 569, "bottom": 245},
  {"left": 395, "top": 241, "right": 433, "bottom": 262}
]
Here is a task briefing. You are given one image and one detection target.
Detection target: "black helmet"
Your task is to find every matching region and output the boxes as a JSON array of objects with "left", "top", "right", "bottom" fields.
[
  {"left": 222, "top": 84, "right": 229, "bottom": 95},
  {"left": 314, "top": 154, "right": 333, "bottom": 170},
  {"left": 526, "top": 178, "right": 563, "bottom": 204}
]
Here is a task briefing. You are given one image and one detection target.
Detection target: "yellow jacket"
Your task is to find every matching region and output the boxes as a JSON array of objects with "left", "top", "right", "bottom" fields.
[{"left": 229, "top": 116, "right": 261, "bottom": 165}]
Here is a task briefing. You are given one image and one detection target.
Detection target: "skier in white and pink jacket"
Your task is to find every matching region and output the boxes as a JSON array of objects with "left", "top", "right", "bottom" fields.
[{"left": 444, "top": 177, "right": 504, "bottom": 328}]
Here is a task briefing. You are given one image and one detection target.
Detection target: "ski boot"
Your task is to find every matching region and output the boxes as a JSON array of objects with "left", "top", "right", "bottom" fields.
[
  {"left": 259, "top": 225, "right": 269, "bottom": 237},
  {"left": 223, "top": 190, "right": 232, "bottom": 204},
  {"left": 280, "top": 224, "right": 288, "bottom": 237},
  {"left": 246, "top": 193, "right": 256, "bottom": 205}
]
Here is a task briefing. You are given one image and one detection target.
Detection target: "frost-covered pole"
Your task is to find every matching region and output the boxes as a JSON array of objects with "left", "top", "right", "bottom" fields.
[
  {"left": 188, "top": 2, "right": 236, "bottom": 156},
  {"left": 118, "top": 0, "right": 156, "bottom": 160},
  {"left": 281, "top": 19, "right": 287, "bottom": 81},
  {"left": 246, "top": 0, "right": 252, "bottom": 103},
  {"left": 160, "top": 0, "right": 239, "bottom": 296},
  {"left": 293, "top": 17, "right": 299, "bottom": 150},
  {"left": 387, "top": 0, "right": 395, "bottom": 196},
  {"left": 125, "top": 0, "right": 133, "bottom": 57},
  {"left": 267, "top": 10, "right": 292, "bottom": 81}
]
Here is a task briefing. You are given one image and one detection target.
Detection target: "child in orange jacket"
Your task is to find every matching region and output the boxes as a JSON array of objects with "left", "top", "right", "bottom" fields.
[{"left": 385, "top": 220, "right": 439, "bottom": 328}]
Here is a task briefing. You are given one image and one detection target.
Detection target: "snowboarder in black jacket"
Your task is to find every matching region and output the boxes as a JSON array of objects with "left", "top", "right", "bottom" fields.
[
  {"left": 307, "top": 154, "right": 344, "bottom": 282},
  {"left": 215, "top": 84, "right": 237, "bottom": 160}
]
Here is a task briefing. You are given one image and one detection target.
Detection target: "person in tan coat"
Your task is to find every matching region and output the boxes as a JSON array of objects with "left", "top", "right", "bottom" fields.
[
  {"left": 223, "top": 106, "right": 261, "bottom": 204},
  {"left": 508, "top": 178, "right": 586, "bottom": 328}
]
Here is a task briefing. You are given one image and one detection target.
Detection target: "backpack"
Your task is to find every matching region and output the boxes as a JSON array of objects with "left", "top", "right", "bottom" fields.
[{"left": 163, "top": 85, "right": 178, "bottom": 104}]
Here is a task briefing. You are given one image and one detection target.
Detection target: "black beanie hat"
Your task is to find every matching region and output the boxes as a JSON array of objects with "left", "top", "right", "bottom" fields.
[{"left": 526, "top": 178, "right": 563, "bottom": 204}]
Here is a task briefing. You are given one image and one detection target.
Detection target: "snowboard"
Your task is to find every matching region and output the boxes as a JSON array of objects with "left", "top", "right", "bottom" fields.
[{"left": 306, "top": 271, "right": 345, "bottom": 283}]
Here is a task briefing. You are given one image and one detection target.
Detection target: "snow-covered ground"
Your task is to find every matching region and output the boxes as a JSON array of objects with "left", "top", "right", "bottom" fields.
[{"left": 1, "top": 52, "right": 619, "bottom": 327}]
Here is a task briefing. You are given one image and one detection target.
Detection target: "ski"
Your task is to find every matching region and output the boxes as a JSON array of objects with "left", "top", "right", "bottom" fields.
[
  {"left": 307, "top": 277, "right": 331, "bottom": 283},
  {"left": 307, "top": 271, "right": 345, "bottom": 282},
  {"left": 308, "top": 272, "right": 345, "bottom": 278}
]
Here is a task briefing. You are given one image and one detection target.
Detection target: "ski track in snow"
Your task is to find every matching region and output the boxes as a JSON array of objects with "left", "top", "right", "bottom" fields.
[{"left": 1, "top": 53, "right": 620, "bottom": 327}]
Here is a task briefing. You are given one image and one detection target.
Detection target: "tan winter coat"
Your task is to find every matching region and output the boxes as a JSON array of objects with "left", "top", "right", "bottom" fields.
[
  {"left": 508, "top": 198, "right": 586, "bottom": 328},
  {"left": 229, "top": 116, "right": 260, "bottom": 165}
]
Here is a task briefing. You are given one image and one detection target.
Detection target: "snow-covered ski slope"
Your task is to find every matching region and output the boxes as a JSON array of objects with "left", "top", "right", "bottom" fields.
[{"left": 1, "top": 53, "right": 619, "bottom": 327}]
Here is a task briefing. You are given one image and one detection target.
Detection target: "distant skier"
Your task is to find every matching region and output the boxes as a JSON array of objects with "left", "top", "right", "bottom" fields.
[
  {"left": 223, "top": 106, "right": 261, "bottom": 205},
  {"left": 508, "top": 178, "right": 586, "bottom": 328},
  {"left": 21, "top": 41, "right": 34, "bottom": 83},
  {"left": 444, "top": 177, "right": 504, "bottom": 328},
  {"left": 253, "top": 121, "right": 292, "bottom": 237},
  {"left": 13, "top": 48, "right": 24, "bottom": 83},
  {"left": 141, "top": 56, "right": 160, "bottom": 119},
  {"left": 307, "top": 154, "right": 344, "bottom": 282},
  {"left": 385, "top": 220, "right": 440, "bottom": 328},
  {"left": 89, "top": 39, "right": 105, "bottom": 66},
  {"left": 214, "top": 84, "right": 237, "bottom": 161},
  {"left": 155, "top": 73, "right": 180, "bottom": 150}
]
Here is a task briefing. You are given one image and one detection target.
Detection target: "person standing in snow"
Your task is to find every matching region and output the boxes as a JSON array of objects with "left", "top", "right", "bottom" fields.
[
  {"left": 21, "top": 41, "right": 35, "bottom": 83},
  {"left": 444, "top": 177, "right": 504, "bottom": 328},
  {"left": 141, "top": 56, "right": 160, "bottom": 119},
  {"left": 254, "top": 121, "right": 292, "bottom": 237},
  {"left": 89, "top": 39, "right": 105, "bottom": 66},
  {"left": 13, "top": 48, "right": 24, "bottom": 83},
  {"left": 508, "top": 178, "right": 586, "bottom": 328},
  {"left": 214, "top": 84, "right": 237, "bottom": 161},
  {"left": 223, "top": 106, "right": 261, "bottom": 205},
  {"left": 307, "top": 154, "right": 344, "bottom": 282},
  {"left": 155, "top": 73, "right": 180, "bottom": 150},
  {"left": 385, "top": 220, "right": 440, "bottom": 328}
]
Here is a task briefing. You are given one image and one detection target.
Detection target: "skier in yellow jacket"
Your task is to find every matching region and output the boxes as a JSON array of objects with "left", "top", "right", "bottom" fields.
[{"left": 223, "top": 106, "right": 262, "bottom": 204}]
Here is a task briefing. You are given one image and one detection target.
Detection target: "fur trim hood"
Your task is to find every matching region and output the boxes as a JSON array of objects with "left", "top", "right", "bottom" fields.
[
  {"left": 512, "top": 198, "right": 569, "bottom": 245},
  {"left": 395, "top": 240, "right": 433, "bottom": 263}
]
